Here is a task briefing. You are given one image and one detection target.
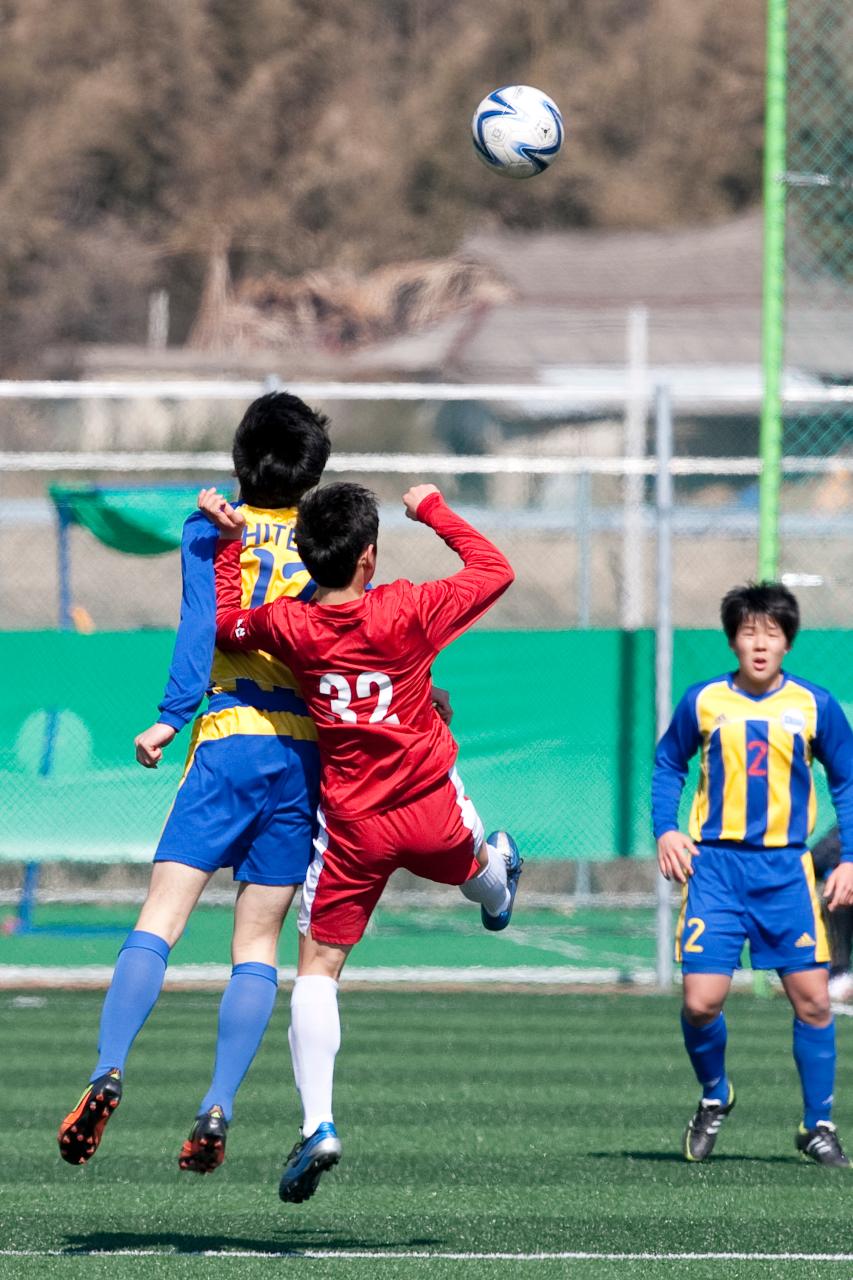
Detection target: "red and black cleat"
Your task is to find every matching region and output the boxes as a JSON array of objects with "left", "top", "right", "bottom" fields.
[
  {"left": 178, "top": 1105, "right": 229, "bottom": 1174},
  {"left": 57, "top": 1068, "right": 122, "bottom": 1165}
]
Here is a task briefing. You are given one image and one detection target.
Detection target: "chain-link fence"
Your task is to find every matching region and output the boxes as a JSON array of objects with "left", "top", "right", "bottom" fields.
[
  {"left": 780, "top": 0, "right": 853, "bottom": 615},
  {"left": 0, "top": 383, "right": 842, "bottom": 633},
  {"left": 2, "top": 383, "right": 853, "bottom": 874}
]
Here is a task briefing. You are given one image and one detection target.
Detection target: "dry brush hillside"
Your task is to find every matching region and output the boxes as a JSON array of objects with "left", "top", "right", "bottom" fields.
[{"left": 0, "top": 0, "right": 765, "bottom": 372}]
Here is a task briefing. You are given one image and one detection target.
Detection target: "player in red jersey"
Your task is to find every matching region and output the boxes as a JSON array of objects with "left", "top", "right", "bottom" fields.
[{"left": 200, "top": 479, "right": 522, "bottom": 1203}]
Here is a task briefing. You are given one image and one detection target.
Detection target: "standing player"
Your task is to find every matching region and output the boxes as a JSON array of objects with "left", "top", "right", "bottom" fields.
[
  {"left": 653, "top": 582, "right": 853, "bottom": 1165},
  {"left": 203, "top": 480, "right": 522, "bottom": 1202},
  {"left": 57, "top": 392, "right": 330, "bottom": 1173}
]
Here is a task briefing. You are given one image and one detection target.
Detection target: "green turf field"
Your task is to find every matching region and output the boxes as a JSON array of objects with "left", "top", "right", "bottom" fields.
[
  {"left": 3, "top": 989, "right": 853, "bottom": 1279},
  {"left": 0, "top": 902, "right": 658, "bottom": 977}
]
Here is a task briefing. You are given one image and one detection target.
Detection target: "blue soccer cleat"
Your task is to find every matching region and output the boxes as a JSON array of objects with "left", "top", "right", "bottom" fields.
[
  {"left": 279, "top": 1121, "right": 342, "bottom": 1203},
  {"left": 481, "top": 830, "right": 523, "bottom": 932}
]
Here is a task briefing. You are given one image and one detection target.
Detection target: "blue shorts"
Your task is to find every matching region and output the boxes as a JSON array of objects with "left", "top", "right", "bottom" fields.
[
  {"left": 155, "top": 727, "right": 320, "bottom": 886},
  {"left": 675, "top": 844, "right": 830, "bottom": 976}
]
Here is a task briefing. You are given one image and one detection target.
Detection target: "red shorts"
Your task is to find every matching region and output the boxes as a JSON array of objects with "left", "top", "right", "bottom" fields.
[{"left": 298, "top": 768, "right": 484, "bottom": 947}]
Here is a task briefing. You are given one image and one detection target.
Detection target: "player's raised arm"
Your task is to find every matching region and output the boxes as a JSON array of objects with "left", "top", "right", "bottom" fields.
[
  {"left": 211, "top": 535, "right": 291, "bottom": 659},
  {"left": 196, "top": 484, "right": 284, "bottom": 657},
  {"left": 403, "top": 485, "right": 514, "bottom": 651}
]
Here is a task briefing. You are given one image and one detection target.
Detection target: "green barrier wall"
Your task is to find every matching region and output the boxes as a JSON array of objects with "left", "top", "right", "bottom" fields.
[{"left": 1, "top": 629, "right": 850, "bottom": 863}]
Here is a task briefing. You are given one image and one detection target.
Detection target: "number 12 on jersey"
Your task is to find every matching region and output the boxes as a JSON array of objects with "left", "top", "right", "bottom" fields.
[{"left": 319, "top": 672, "right": 400, "bottom": 724}]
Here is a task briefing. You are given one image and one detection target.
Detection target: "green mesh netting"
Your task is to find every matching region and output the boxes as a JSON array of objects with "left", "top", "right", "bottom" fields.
[{"left": 49, "top": 485, "right": 204, "bottom": 556}]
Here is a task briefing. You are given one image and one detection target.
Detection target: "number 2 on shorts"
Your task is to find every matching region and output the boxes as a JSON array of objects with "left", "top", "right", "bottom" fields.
[{"left": 684, "top": 917, "right": 706, "bottom": 953}]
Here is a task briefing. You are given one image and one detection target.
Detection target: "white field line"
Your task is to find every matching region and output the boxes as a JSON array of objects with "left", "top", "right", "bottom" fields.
[
  {"left": 0, "top": 962, "right": 778, "bottom": 988},
  {"left": 0, "top": 964, "right": 766, "bottom": 990},
  {"left": 497, "top": 924, "right": 649, "bottom": 969},
  {"left": 384, "top": 911, "right": 649, "bottom": 967},
  {"left": 3, "top": 1248, "right": 853, "bottom": 1261},
  {"left": 0, "top": 964, "right": 658, "bottom": 988}
]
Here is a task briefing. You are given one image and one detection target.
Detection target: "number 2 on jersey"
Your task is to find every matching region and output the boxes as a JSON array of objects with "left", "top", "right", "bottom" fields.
[
  {"left": 319, "top": 672, "right": 400, "bottom": 724},
  {"left": 747, "top": 739, "right": 768, "bottom": 777},
  {"left": 249, "top": 547, "right": 307, "bottom": 607}
]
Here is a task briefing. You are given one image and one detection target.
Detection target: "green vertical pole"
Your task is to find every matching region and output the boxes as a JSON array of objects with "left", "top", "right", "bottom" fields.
[
  {"left": 755, "top": 0, "right": 788, "bottom": 1001},
  {"left": 758, "top": 0, "right": 788, "bottom": 580}
]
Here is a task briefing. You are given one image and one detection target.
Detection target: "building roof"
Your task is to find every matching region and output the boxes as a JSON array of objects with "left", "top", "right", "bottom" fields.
[{"left": 75, "top": 212, "right": 853, "bottom": 385}]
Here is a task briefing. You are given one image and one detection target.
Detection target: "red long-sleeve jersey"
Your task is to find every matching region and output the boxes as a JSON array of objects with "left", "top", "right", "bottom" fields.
[{"left": 214, "top": 491, "right": 514, "bottom": 820}]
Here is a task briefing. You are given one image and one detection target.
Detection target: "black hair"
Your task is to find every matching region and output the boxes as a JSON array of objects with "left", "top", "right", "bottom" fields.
[
  {"left": 295, "top": 483, "right": 379, "bottom": 589},
  {"left": 720, "top": 581, "right": 800, "bottom": 645},
  {"left": 232, "top": 392, "right": 331, "bottom": 507}
]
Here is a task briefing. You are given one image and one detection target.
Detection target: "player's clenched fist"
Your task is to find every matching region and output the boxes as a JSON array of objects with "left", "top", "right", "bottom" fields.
[
  {"left": 135, "top": 721, "right": 177, "bottom": 768},
  {"left": 403, "top": 484, "right": 440, "bottom": 520},
  {"left": 197, "top": 487, "right": 246, "bottom": 539},
  {"left": 657, "top": 830, "right": 697, "bottom": 884}
]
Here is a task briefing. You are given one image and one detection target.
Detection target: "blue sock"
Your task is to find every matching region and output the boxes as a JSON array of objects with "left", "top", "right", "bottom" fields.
[
  {"left": 91, "top": 930, "right": 171, "bottom": 1080},
  {"left": 197, "top": 962, "right": 278, "bottom": 1123},
  {"left": 681, "top": 1011, "right": 729, "bottom": 1103},
  {"left": 793, "top": 1017, "right": 836, "bottom": 1129}
]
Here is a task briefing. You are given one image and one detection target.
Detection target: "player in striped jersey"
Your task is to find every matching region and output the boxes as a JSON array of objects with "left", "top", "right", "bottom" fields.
[
  {"left": 653, "top": 582, "right": 853, "bottom": 1166},
  {"left": 57, "top": 393, "right": 330, "bottom": 1172}
]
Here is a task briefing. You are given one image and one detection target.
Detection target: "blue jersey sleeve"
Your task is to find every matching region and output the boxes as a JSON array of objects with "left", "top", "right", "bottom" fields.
[
  {"left": 812, "top": 692, "right": 853, "bottom": 862},
  {"left": 157, "top": 512, "right": 218, "bottom": 732},
  {"left": 651, "top": 685, "right": 702, "bottom": 838}
]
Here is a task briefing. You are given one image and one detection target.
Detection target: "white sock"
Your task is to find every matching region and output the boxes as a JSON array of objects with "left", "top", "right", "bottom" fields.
[
  {"left": 459, "top": 842, "right": 510, "bottom": 915},
  {"left": 289, "top": 974, "right": 340, "bottom": 1137},
  {"left": 287, "top": 1023, "right": 301, "bottom": 1094}
]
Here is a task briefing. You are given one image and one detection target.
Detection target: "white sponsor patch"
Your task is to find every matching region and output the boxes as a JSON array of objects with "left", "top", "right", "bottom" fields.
[{"left": 781, "top": 709, "right": 806, "bottom": 734}]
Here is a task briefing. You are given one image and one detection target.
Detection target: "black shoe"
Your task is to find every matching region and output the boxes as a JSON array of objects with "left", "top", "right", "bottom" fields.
[
  {"left": 796, "top": 1121, "right": 851, "bottom": 1167},
  {"left": 683, "top": 1083, "right": 736, "bottom": 1162},
  {"left": 58, "top": 1068, "right": 122, "bottom": 1165},
  {"left": 178, "top": 1105, "right": 229, "bottom": 1174}
]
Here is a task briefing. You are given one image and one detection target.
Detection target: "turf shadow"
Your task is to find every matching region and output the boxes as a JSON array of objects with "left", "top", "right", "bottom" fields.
[
  {"left": 62, "top": 1230, "right": 442, "bottom": 1255},
  {"left": 587, "top": 1150, "right": 798, "bottom": 1164}
]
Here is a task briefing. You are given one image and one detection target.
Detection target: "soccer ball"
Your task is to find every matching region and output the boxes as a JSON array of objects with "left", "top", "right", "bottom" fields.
[{"left": 471, "top": 85, "right": 563, "bottom": 180}]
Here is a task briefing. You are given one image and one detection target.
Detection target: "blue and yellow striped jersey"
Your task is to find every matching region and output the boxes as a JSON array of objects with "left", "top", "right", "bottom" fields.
[
  {"left": 652, "top": 672, "right": 853, "bottom": 857},
  {"left": 208, "top": 504, "right": 312, "bottom": 706},
  {"left": 157, "top": 504, "right": 316, "bottom": 736}
]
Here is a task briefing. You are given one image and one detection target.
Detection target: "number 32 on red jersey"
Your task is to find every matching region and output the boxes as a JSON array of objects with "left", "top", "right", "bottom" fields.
[{"left": 319, "top": 672, "right": 400, "bottom": 724}]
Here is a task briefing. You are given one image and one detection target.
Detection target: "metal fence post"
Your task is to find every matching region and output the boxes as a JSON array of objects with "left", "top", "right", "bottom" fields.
[
  {"left": 621, "top": 305, "right": 649, "bottom": 629},
  {"left": 654, "top": 383, "right": 675, "bottom": 991},
  {"left": 577, "top": 468, "right": 591, "bottom": 628}
]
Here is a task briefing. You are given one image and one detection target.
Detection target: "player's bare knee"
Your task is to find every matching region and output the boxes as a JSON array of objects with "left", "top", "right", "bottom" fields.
[
  {"left": 297, "top": 933, "right": 348, "bottom": 981},
  {"left": 792, "top": 994, "right": 832, "bottom": 1025},
  {"left": 136, "top": 862, "right": 210, "bottom": 944},
  {"left": 136, "top": 893, "right": 191, "bottom": 947},
  {"left": 682, "top": 999, "right": 723, "bottom": 1026}
]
